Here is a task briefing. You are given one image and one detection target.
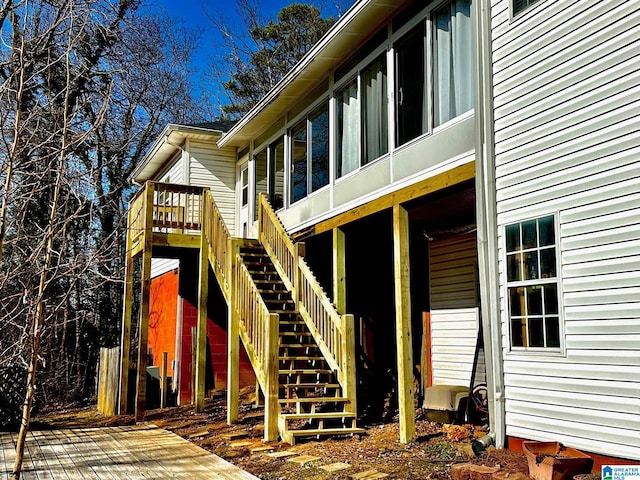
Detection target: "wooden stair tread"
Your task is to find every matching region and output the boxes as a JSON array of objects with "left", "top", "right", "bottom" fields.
[
  {"left": 279, "top": 343, "right": 319, "bottom": 348},
  {"left": 279, "top": 369, "right": 332, "bottom": 374},
  {"left": 279, "top": 356, "right": 325, "bottom": 361},
  {"left": 278, "top": 397, "right": 348, "bottom": 403},
  {"left": 279, "top": 412, "right": 356, "bottom": 419},
  {"left": 281, "top": 383, "right": 339, "bottom": 389},
  {"left": 285, "top": 427, "right": 366, "bottom": 437}
]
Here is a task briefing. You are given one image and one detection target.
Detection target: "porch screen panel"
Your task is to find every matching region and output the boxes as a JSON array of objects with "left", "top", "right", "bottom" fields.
[
  {"left": 336, "top": 79, "right": 359, "bottom": 177},
  {"left": 361, "top": 54, "right": 388, "bottom": 164},
  {"left": 433, "top": 0, "right": 473, "bottom": 126},
  {"left": 310, "top": 104, "right": 329, "bottom": 192}
]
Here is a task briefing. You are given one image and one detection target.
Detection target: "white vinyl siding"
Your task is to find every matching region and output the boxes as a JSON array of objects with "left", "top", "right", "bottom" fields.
[
  {"left": 429, "top": 232, "right": 478, "bottom": 310},
  {"left": 187, "top": 140, "right": 237, "bottom": 236},
  {"left": 151, "top": 258, "right": 179, "bottom": 279},
  {"left": 429, "top": 234, "right": 483, "bottom": 387},
  {"left": 158, "top": 153, "right": 184, "bottom": 185},
  {"left": 491, "top": 0, "right": 640, "bottom": 460},
  {"left": 430, "top": 308, "right": 485, "bottom": 387}
]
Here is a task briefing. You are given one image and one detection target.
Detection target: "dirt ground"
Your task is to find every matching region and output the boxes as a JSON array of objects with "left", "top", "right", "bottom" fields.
[{"left": 34, "top": 388, "right": 530, "bottom": 480}]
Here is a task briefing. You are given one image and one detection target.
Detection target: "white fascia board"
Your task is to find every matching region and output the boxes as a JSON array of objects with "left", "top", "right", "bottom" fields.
[{"left": 217, "top": 0, "right": 403, "bottom": 148}]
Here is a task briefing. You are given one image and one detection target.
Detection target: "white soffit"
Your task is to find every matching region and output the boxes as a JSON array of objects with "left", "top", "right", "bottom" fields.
[{"left": 218, "top": 0, "right": 405, "bottom": 149}]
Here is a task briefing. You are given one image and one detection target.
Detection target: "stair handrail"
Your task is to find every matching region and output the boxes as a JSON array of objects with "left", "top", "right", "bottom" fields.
[
  {"left": 257, "top": 193, "right": 302, "bottom": 304},
  {"left": 201, "top": 189, "right": 232, "bottom": 300},
  {"left": 297, "top": 259, "right": 357, "bottom": 411},
  {"left": 234, "top": 254, "right": 279, "bottom": 440},
  {"left": 257, "top": 193, "right": 357, "bottom": 412}
]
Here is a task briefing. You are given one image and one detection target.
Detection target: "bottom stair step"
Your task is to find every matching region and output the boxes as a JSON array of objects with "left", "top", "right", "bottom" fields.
[{"left": 280, "top": 412, "right": 357, "bottom": 420}]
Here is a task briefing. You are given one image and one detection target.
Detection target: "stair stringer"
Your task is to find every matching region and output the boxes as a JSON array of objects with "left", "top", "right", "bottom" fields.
[{"left": 236, "top": 241, "right": 363, "bottom": 444}]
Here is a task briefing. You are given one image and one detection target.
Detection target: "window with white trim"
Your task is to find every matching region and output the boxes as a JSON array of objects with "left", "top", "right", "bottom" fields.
[
  {"left": 505, "top": 215, "right": 561, "bottom": 350},
  {"left": 513, "top": 0, "right": 540, "bottom": 16}
]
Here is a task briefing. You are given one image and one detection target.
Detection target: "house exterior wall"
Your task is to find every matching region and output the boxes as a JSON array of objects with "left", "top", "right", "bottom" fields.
[
  {"left": 178, "top": 300, "right": 255, "bottom": 405},
  {"left": 148, "top": 269, "right": 180, "bottom": 378},
  {"left": 490, "top": 0, "right": 640, "bottom": 460},
  {"left": 150, "top": 154, "right": 184, "bottom": 278},
  {"left": 187, "top": 139, "right": 238, "bottom": 236}
]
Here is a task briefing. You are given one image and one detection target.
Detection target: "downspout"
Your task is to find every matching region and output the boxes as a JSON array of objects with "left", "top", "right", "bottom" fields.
[{"left": 474, "top": 0, "right": 506, "bottom": 448}]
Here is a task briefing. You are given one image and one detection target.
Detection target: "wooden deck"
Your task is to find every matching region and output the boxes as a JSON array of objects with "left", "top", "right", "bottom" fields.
[{"left": 0, "top": 424, "right": 259, "bottom": 479}]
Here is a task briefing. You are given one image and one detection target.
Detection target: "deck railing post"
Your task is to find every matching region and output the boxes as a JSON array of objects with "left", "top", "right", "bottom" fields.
[
  {"left": 227, "top": 239, "right": 241, "bottom": 424},
  {"left": 341, "top": 314, "right": 357, "bottom": 415},
  {"left": 195, "top": 203, "right": 209, "bottom": 413},
  {"left": 135, "top": 181, "right": 155, "bottom": 422},
  {"left": 264, "top": 312, "right": 279, "bottom": 441},
  {"left": 119, "top": 208, "right": 134, "bottom": 415}
]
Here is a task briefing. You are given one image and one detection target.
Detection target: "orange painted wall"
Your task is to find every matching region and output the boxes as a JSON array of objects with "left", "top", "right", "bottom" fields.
[
  {"left": 149, "top": 267, "right": 256, "bottom": 406},
  {"left": 148, "top": 269, "right": 179, "bottom": 376},
  {"left": 178, "top": 300, "right": 255, "bottom": 405}
]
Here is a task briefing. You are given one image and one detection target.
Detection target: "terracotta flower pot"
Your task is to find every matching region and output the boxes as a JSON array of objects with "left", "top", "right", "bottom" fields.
[{"left": 522, "top": 441, "right": 594, "bottom": 480}]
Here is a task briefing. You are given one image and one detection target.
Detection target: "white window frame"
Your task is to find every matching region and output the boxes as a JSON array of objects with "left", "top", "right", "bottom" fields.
[
  {"left": 289, "top": 99, "right": 330, "bottom": 205},
  {"left": 504, "top": 214, "right": 565, "bottom": 354}
]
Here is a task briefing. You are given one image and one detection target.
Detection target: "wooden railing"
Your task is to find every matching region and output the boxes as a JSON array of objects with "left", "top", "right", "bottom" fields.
[
  {"left": 257, "top": 194, "right": 357, "bottom": 410},
  {"left": 202, "top": 189, "right": 232, "bottom": 299},
  {"left": 234, "top": 254, "right": 279, "bottom": 439},
  {"left": 127, "top": 182, "right": 205, "bottom": 245},
  {"left": 297, "top": 260, "right": 356, "bottom": 409},
  {"left": 258, "top": 194, "right": 301, "bottom": 299}
]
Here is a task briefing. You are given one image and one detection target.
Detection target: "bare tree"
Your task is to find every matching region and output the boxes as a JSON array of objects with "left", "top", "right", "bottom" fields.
[
  {"left": 0, "top": 1, "right": 136, "bottom": 477},
  {"left": 0, "top": 2, "right": 206, "bottom": 472}
]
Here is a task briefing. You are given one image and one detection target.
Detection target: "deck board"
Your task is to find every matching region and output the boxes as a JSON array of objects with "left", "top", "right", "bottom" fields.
[{"left": 1, "top": 424, "right": 259, "bottom": 480}]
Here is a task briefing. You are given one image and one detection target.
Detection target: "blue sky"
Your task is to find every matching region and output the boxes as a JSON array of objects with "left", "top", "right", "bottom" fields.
[{"left": 146, "top": 0, "right": 349, "bottom": 114}]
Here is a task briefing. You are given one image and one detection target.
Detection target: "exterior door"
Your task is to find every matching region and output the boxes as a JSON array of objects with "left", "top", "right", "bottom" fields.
[{"left": 238, "top": 161, "right": 249, "bottom": 237}]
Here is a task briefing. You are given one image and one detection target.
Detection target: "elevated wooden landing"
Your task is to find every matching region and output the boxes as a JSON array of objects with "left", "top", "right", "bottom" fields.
[{"left": 0, "top": 424, "right": 259, "bottom": 480}]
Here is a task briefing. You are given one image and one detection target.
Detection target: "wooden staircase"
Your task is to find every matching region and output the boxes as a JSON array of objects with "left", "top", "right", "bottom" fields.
[{"left": 239, "top": 242, "right": 364, "bottom": 444}]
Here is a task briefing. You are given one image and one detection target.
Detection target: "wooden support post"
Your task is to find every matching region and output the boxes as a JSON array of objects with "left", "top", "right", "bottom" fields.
[
  {"left": 135, "top": 183, "right": 155, "bottom": 423},
  {"left": 160, "top": 352, "right": 168, "bottom": 409},
  {"left": 264, "top": 313, "right": 279, "bottom": 441},
  {"left": 341, "top": 314, "right": 357, "bottom": 413},
  {"left": 227, "top": 240, "right": 241, "bottom": 424},
  {"left": 332, "top": 228, "right": 346, "bottom": 313},
  {"left": 195, "top": 229, "right": 209, "bottom": 413},
  {"left": 119, "top": 210, "right": 134, "bottom": 415},
  {"left": 393, "top": 204, "right": 416, "bottom": 443},
  {"left": 191, "top": 326, "right": 197, "bottom": 404}
]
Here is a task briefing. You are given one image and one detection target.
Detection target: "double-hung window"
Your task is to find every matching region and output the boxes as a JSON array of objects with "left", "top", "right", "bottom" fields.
[
  {"left": 336, "top": 53, "right": 388, "bottom": 178},
  {"left": 505, "top": 215, "right": 561, "bottom": 350},
  {"left": 513, "top": 0, "right": 541, "bottom": 16},
  {"left": 291, "top": 102, "right": 329, "bottom": 204}
]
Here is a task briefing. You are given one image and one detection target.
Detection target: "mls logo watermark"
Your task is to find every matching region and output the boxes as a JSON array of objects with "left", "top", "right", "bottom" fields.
[{"left": 602, "top": 465, "right": 640, "bottom": 480}]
